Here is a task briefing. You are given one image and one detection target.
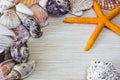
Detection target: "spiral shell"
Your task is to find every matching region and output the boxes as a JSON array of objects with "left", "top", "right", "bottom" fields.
[
  {"left": 96, "top": 0, "right": 120, "bottom": 10},
  {"left": 17, "top": 12, "right": 43, "bottom": 38},
  {"left": 16, "top": 3, "right": 34, "bottom": 16},
  {"left": 30, "top": 4, "right": 48, "bottom": 26},
  {"left": 10, "top": 40, "right": 29, "bottom": 63},
  {"left": 8, "top": 61, "right": 35, "bottom": 79},
  {"left": 0, "top": 9, "right": 21, "bottom": 29},
  {"left": 45, "top": 0, "right": 71, "bottom": 16}
]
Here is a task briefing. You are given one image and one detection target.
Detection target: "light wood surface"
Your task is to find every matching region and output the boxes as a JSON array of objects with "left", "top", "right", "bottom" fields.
[{"left": 26, "top": 9, "right": 120, "bottom": 80}]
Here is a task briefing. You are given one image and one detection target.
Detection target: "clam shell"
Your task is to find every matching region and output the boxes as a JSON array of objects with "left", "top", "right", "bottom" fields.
[
  {"left": 30, "top": 4, "right": 49, "bottom": 26},
  {"left": 70, "top": 0, "right": 93, "bottom": 14},
  {"left": 20, "top": 0, "right": 39, "bottom": 7},
  {"left": 17, "top": 12, "right": 43, "bottom": 38},
  {"left": 10, "top": 40, "right": 29, "bottom": 63},
  {"left": 96, "top": 0, "right": 120, "bottom": 10},
  {"left": 16, "top": 3, "right": 34, "bottom": 16},
  {"left": 12, "top": 25, "right": 30, "bottom": 41},
  {"left": 0, "top": 9, "right": 21, "bottom": 29}
]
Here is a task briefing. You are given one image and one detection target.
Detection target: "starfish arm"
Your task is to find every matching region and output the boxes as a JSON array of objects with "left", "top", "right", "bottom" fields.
[
  {"left": 64, "top": 17, "right": 98, "bottom": 24},
  {"left": 105, "top": 20, "right": 120, "bottom": 35},
  {"left": 93, "top": 1, "right": 105, "bottom": 17},
  {"left": 84, "top": 22, "right": 104, "bottom": 51},
  {"left": 106, "top": 6, "right": 120, "bottom": 20}
]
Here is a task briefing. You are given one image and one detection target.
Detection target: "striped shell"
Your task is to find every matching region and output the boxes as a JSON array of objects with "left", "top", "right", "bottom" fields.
[{"left": 96, "top": 0, "right": 120, "bottom": 10}]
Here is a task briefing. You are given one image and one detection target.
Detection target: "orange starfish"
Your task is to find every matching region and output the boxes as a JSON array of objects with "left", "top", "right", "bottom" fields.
[{"left": 64, "top": 1, "right": 120, "bottom": 51}]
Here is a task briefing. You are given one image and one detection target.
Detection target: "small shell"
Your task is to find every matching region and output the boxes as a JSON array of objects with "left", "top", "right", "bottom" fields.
[
  {"left": 20, "top": 0, "right": 39, "bottom": 7},
  {"left": 39, "top": 0, "right": 48, "bottom": 9},
  {"left": 0, "top": 60, "right": 15, "bottom": 77},
  {"left": 46, "top": 0, "right": 71, "bottom": 16},
  {"left": 8, "top": 61, "right": 35, "bottom": 79},
  {"left": 10, "top": 40, "right": 29, "bottom": 63},
  {"left": 12, "top": 25, "right": 30, "bottom": 42},
  {"left": 0, "top": 9, "right": 21, "bottom": 29},
  {"left": 0, "top": 0, "right": 19, "bottom": 13},
  {"left": 96, "top": 0, "right": 120, "bottom": 10},
  {"left": 16, "top": 3, "right": 34, "bottom": 16},
  {"left": 30, "top": 4, "right": 49, "bottom": 26},
  {"left": 70, "top": 0, "right": 93, "bottom": 14},
  {"left": 17, "top": 12, "right": 43, "bottom": 38}
]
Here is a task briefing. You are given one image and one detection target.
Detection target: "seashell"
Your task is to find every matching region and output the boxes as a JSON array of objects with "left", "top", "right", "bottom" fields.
[
  {"left": 12, "top": 25, "right": 30, "bottom": 42},
  {"left": 0, "top": 36, "right": 14, "bottom": 50},
  {"left": 16, "top": 3, "right": 34, "bottom": 16},
  {"left": 70, "top": 11, "right": 83, "bottom": 17},
  {"left": 96, "top": 0, "right": 120, "bottom": 10},
  {"left": 10, "top": 40, "right": 29, "bottom": 63},
  {"left": 20, "top": 0, "right": 39, "bottom": 7},
  {"left": 8, "top": 61, "right": 35, "bottom": 79},
  {"left": 16, "top": 12, "right": 43, "bottom": 38},
  {"left": 39, "top": 0, "right": 48, "bottom": 9},
  {"left": 0, "top": 59, "right": 15, "bottom": 77},
  {"left": 0, "top": 48, "right": 5, "bottom": 63},
  {"left": 45, "top": 0, "right": 71, "bottom": 16},
  {"left": 70, "top": 0, "right": 93, "bottom": 14},
  {"left": 0, "top": 9, "right": 21, "bottom": 29},
  {"left": 0, "top": 0, "right": 19, "bottom": 13},
  {"left": 30, "top": 4, "right": 49, "bottom": 26},
  {"left": 87, "top": 61, "right": 120, "bottom": 80},
  {"left": 0, "top": 24, "right": 16, "bottom": 39}
]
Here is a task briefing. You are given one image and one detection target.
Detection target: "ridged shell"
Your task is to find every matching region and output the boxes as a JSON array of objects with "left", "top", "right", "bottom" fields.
[
  {"left": 20, "top": 0, "right": 39, "bottom": 7},
  {"left": 70, "top": 0, "right": 93, "bottom": 14},
  {"left": 16, "top": 3, "right": 34, "bottom": 16},
  {"left": 12, "top": 25, "right": 30, "bottom": 42},
  {"left": 30, "top": 4, "right": 48, "bottom": 26},
  {"left": 0, "top": 10, "right": 21, "bottom": 29},
  {"left": 0, "top": 0, "right": 19, "bottom": 13},
  {"left": 87, "top": 61, "right": 120, "bottom": 80},
  {"left": 16, "top": 12, "right": 43, "bottom": 38},
  {"left": 46, "top": 0, "right": 71, "bottom": 16},
  {"left": 96, "top": 0, "right": 120, "bottom": 10},
  {"left": 10, "top": 40, "right": 29, "bottom": 63},
  {"left": 8, "top": 61, "right": 35, "bottom": 79}
]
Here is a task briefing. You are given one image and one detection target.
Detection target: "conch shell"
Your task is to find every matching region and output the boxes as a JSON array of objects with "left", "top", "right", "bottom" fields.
[
  {"left": 10, "top": 40, "right": 29, "bottom": 63},
  {"left": 16, "top": 12, "right": 43, "bottom": 38},
  {"left": 30, "top": 4, "right": 48, "bottom": 26},
  {"left": 0, "top": 9, "right": 21, "bottom": 29},
  {"left": 7, "top": 61, "right": 35, "bottom": 79},
  {"left": 16, "top": 3, "right": 34, "bottom": 16}
]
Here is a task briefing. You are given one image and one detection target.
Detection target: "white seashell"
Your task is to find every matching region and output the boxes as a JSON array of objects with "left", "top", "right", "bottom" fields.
[
  {"left": 0, "top": 24, "right": 16, "bottom": 38},
  {"left": 0, "top": 9, "right": 21, "bottom": 29},
  {"left": 70, "top": 0, "right": 93, "bottom": 14},
  {"left": 87, "top": 61, "right": 120, "bottom": 80},
  {"left": 16, "top": 3, "right": 34, "bottom": 16},
  {"left": 39, "top": 0, "right": 48, "bottom": 9},
  {"left": 70, "top": 11, "right": 83, "bottom": 17}
]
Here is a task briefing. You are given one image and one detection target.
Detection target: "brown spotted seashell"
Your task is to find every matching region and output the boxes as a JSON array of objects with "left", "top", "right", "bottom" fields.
[
  {"left": 10, "top": 40, "right": 29, "bottom": 63},
  {"left": 96, "top": 0, "right": 120, "bottom": 10},
  {"left": 30, "top": 4, "right": 48, "bottom": 27}
]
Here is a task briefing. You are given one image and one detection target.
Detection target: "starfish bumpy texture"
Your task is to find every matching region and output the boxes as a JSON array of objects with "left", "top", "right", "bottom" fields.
[{"left": 64, "top": 1, "right": 120, "bottom": 51}]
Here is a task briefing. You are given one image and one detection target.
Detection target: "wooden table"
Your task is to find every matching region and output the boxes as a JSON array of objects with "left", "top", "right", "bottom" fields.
[{"left": 26, "top": 9, "right": 120, "bottom": 80}]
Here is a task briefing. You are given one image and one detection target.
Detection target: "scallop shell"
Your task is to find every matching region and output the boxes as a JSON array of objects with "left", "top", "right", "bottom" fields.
[
  {"left": 0, "top": 60, "right": 15, "bottom": 77},
  {"left": 16, "top": 12, "right": 43, "bottom": 38},
  {"left": 96, "top": 0, "right": 120, "bottom": 10},
  {"left": 0, "top": 10, "right": 21, "bottom": 29},
  {"left": 8, "top": 61, "right": 35, "bottom": 79},
  {"left": 12, "top": 25, "right": 30, "bottom": 42},
  {"left": 87, "top": 61, "right": 120, "bottom": 80},
  {"left": 20, "top": 0, "right": 39, "bottom": 7},
  {"left": 70, "top": 0, "right": 93, "bottom": 14},
  {"left": 30, "top": 4, "right": 49, "bottom": 26},
  {"left": 10, "top": 40, "right": 29, "bottom": 63},
  {"left": 0, "top": 0, "right": 19, "bottom": 13},
  {"left": 16, "top": 3, "right": 34, "bottom": 16},
  {"left": 46, "top": 0, "right": 71, "bottom": 16}
]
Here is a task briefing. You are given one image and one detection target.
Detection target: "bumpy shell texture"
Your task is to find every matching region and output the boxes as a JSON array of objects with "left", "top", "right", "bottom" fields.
[
  {"left": 10, "top": 40, "right": 29, "bottom": 63},
  {"left": 87, "top": 61, "right": 120, "bottom": 80},
  {"left": 46, "top": 0, "right": 71, "bottom": 16}
]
